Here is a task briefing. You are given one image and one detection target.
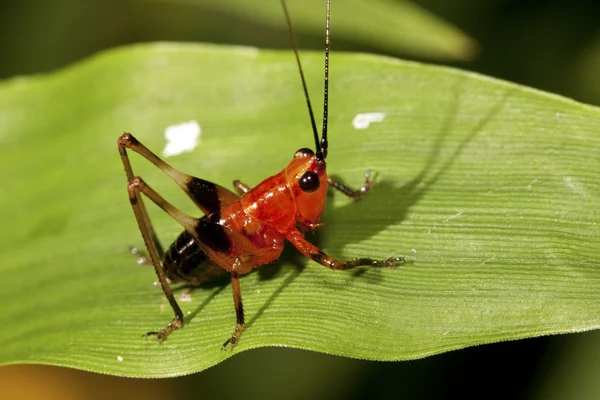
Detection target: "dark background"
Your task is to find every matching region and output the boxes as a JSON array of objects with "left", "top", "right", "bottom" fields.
[
  {"left": 2, "top": 0, "right": 600, "bottom": 105},
  {"left": 1, "top": 0, "right": 599, "bottom": 398}
]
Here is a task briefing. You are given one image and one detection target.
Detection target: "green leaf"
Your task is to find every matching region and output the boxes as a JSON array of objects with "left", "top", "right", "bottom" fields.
[{"left": 1, "top": 43, "right": 599, "bottom": 377}]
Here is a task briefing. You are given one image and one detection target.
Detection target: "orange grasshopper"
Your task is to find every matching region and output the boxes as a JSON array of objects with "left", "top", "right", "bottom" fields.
[{"left": 117, "top": 0, "right": 404, "bottom": 349}]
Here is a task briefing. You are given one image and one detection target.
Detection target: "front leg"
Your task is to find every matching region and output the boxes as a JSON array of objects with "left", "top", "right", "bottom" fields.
[
  {"left": 287, "top": 229, "right": 403, "bottom": 270},
  {"left": 298, "top": 220, "right": 326, "bottom": 235},
  {"left": 327, "top": 169, "right": 374, "bottom": 199}
]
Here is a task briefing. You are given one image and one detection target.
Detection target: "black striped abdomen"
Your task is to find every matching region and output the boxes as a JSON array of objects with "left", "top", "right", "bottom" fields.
[{"left": 163, "top": 230, "right": 227, "bottom": 285}]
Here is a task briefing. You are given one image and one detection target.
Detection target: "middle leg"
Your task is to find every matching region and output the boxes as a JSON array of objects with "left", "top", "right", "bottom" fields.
[
  {"left": 220, "top": 245, "right": 283, "bottom": 349},
  {"left": 221, "top": 271, "right": 244, "bottom": 350}
]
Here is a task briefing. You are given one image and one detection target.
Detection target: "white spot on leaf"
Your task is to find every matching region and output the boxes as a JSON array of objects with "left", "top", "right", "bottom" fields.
[
  {"left": 352, "top": 112, "right": 386, "bottom": 129},
  {"left": 117, "top": 355, "right": 124, "bottom": 362},
  {"left": 162, "top": 120, "right": 201, "bottom": 157}
]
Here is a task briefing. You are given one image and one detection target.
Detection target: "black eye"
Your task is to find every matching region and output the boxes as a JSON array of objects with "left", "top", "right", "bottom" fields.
[
  {"left": 299, "top": 171, "right": 320, "bottom": 193},
  {"left": 294, "top": 148, "right": 315, "bottom": 158}
]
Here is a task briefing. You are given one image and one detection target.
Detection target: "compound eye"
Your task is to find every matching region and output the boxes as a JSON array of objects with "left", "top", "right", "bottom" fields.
[
  {"left": 298, "top": 171, "right": 320, "bottom": 193},
  {"left": 294, "top": 148, "right": 315, "bottom": 158}
]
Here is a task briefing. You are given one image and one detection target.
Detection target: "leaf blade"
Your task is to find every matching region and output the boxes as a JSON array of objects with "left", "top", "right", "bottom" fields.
[{"left": 0, "top": 43, "right": 599, "bottom": 377}]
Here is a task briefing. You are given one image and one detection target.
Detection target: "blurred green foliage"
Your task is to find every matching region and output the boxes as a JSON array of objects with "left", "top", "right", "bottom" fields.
[{"left": 2, "top": 0, "right": 600, "bottom": 106}]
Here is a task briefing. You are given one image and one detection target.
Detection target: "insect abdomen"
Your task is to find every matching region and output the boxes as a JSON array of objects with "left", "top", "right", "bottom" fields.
[{"left": 163, "top": 230, "right": 227, "bottom": 285}]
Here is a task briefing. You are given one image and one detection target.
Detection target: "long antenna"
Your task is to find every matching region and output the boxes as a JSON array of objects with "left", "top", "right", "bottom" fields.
[
  {"left": 320, "top": 0, "right": 330, "bottom": 160},
  {"left": 281, "top": 0, "right": 321, "bottom": 154}
]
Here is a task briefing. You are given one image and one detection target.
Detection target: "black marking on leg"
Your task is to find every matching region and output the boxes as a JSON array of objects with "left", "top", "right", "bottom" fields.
[
  {"left": 195, "top": 216, "right": 231, "bottom": 253},
  {"left": 187, "top": 177, "right": 222, "bottom": 216},
  {"left": 310, "top": 250, "right": 338, "bottom": 269},
  {"left": 310, "top": 250, "right": 326, "bottom": 263},
  {"left": 235, "top": 296, "right": 245, "bottom": 325}
]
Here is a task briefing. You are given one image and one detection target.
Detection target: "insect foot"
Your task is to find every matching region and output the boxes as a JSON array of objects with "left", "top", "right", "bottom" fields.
[
  {"left": 221, "top": 324, "right": 245, "bottom": 350},
  {"left": 143, "top": 316, "right": 183, "bottom": 342},
  {"left": 361, "top": 169, "right": 375, "bottom": 191}
]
